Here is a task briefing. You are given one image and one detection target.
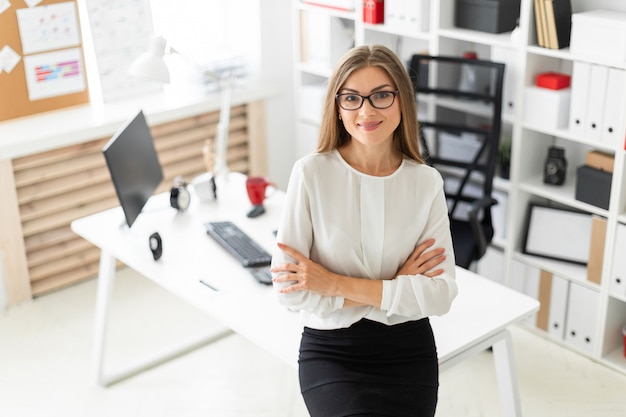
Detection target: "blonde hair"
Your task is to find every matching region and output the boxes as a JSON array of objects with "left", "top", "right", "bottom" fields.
[{"left": 316, "top": 44, "right": 423, "bottom": 163}]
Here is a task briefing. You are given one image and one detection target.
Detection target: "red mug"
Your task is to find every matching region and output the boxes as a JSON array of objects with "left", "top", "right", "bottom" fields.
[{"left": 246, "top": 176, "right": 275, "bottom": 207}]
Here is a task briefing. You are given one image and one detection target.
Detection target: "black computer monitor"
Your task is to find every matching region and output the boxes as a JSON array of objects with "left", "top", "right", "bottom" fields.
[{"left": 103, "top": 110, "right": 164, "bottom": 228}]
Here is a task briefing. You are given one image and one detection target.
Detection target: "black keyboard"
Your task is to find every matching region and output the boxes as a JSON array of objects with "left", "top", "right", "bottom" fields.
[
  {"left": 248, "top": 268, "right": 273, "bottom": 285},
  {"left": 204, "top": 221, "right": 272, "bottom": 268}
]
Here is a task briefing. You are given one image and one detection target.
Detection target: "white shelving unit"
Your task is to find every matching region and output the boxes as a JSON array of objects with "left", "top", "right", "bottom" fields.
[{"left": 291, "top": 0, "right": 626, "bottom": 375}]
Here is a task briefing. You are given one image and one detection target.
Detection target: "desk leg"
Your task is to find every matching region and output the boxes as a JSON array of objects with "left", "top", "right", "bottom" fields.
[
  {"left": 92, "top": 250, "right": 116, "bottom": 386},
  {"left": 91, "top": 250, "right": 233, "bottom": 387},
  {"left": 492, "top": 329, "right": 522, "bottom": 417}
]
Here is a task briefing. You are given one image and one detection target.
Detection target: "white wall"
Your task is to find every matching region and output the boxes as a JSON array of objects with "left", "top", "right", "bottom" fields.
[
  {"left": 150, "top": 0, "right": 296, "bottom": 189},
  {"left": 257, "top": 1, "right": 296, "bottom": 190}
]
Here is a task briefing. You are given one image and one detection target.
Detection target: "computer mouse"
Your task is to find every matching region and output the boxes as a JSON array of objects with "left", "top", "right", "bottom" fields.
[{"left": 246, "top": 204, "right": 265, "bottom": 218}]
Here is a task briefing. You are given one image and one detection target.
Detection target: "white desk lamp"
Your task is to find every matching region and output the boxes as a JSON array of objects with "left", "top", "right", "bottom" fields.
[{"left": 129, "top": 36, "right": 234, "bottom": 182}]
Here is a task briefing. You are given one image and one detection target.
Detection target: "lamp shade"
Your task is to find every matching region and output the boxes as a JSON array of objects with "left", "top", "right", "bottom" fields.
[{"left": 128, "top": 36, "right": 170, "bottom": 83}]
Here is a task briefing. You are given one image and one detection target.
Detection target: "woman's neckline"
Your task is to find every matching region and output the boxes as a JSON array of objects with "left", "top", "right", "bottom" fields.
[{"left": 333, "top": 149, "right": 404, "bottom": 178}]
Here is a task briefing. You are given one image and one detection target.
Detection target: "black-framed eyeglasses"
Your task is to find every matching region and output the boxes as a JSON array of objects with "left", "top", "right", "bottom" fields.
[{"left": 335, "top": 90, "right": 399, "bottom": 111}]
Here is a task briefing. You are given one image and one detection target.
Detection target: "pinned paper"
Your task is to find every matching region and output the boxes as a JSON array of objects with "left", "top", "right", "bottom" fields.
[
  {"left": 17, "top": 2, "right": 81, "bottom": 55},
  {"left": 0, "top": 45, "right": 21, "bottom": 73},
  {"left": 0, "top": 0, "right": 11, "bottom": 15},
  {"left": 25, "top": 0, "right": 43, "bottom": 7},
  {"left": 23, "top": 48, "right": 86, "bottom": 100}
]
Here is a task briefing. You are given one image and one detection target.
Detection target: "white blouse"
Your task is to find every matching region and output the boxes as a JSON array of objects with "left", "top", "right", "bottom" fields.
[{"left": 272, "top": 149, "right": 458, "bottom": 330}]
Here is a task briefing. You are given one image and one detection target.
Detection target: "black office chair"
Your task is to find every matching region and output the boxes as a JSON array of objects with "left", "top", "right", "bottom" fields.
[{"left": 408, "top": 54, "right": 506, "bottom": 269}]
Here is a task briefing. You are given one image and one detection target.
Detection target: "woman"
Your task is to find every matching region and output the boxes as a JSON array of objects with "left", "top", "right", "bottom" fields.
[{"left": 271, "top": 44, "right": 458, "bottom": 417}]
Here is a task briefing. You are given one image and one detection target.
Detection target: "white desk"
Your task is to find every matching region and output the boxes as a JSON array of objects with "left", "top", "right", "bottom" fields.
[{"left": 71, "top": 173, "right": 538, "bottom": 417}]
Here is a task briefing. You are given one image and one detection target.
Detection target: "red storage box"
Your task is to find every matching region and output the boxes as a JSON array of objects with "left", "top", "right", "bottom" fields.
[
  {"left": 536, "top": 72, "right": 571, "bottom": 90},
  {"left": 363, "top": 0, "right": 384, "bottom": 24}
]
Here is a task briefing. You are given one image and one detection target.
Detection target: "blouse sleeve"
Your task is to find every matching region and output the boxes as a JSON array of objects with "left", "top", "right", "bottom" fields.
[
  {"left": 271, "top": 161, "right": 345, "bottom": 316},
  {"left": 380, "top": 173, "right": 458, "bottom": 318}
]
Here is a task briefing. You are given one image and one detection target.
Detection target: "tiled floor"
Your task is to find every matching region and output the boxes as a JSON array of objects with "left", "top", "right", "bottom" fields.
[{"left": 1, "top": 268, "right": 626, "bottom": 416}]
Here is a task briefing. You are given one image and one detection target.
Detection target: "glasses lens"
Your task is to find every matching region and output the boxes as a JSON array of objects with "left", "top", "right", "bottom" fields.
[
  {"left": 337, "top": 94, "right": 363, "bottom": 110},
  {"left": 370, "top": 91, "right": 396, "bottom": 109}
]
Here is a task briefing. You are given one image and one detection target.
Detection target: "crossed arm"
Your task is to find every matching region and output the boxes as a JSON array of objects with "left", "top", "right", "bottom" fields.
[{"left": 270, "top": 238, "right": 446, "bottom": 309}]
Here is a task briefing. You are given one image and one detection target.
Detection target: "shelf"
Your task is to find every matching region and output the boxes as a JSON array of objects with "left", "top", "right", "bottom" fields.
[
  {"left": 610, "top": 292, "right": 626, "bottom": 304},
  {"left": 521, "top": 123, "right": 616, "bottom": 153},
  {"left": 437, "top": 27, "right": 518, "bottom": 49},
  {"left": 527, "top": 45, "right": 626, "bottom": 69},
  {"left": 513, "top": 252, "right": 599, "bottom": 291},
  {"left": 493, "top": 176, "right": 511, "bottom": 193},
  {"left": 491, "top": 237, "right": 506, "bottom": 250},
  {"left": 603, "top": 348, "right": 626, "bottom": 372},
  {"left": 518, "top": 175, "right": 610, "bottom": 217},
  {"left": 526, "top": 46, "right": 574, "bottom": 61},
  {"left": 363, "top": 22, "right": 432, "bottom": 41},
  {"left": 430, "top": 96, "right": 493, "bottom": 118}
]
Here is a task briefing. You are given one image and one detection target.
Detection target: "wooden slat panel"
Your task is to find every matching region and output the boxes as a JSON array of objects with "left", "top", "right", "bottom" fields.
[
  {"left": 17, "top": 164, "right": 111, "bottom": 205},
  {"left": 14, "top": 152, "right": 107, "bottom": 188},
  {"left": 158, "top": 142, "right": 206, "bottom": 167},
  {"left": 27, "top": 236, "right": 94, "bottom": 268},
  {"left": 30, "top": 247, "right": 101, "bottom": 282},
  {"left": 21, "top": 196, "right": 120, "bottom": 237},
  {"left": 30, "top": 264, "right": 100, "bottom": 296},
  {"left": 149, "top": 110, "right": 221, "bottom": 137},
  {"left": 12, "top": 138, "right": 108, "bottom": 171},
  {"left": 155, "top": 124, "right": 215, "bottom": 152},
  {"left": 19, "top": 181, "right": 115, "bottom": 222},
  {"left": 24, "top": 226, "right": 78, "bottom": 253}
]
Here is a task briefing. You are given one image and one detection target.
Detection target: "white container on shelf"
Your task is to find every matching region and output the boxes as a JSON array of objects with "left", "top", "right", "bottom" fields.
[
  {"left": 570, "top": 10, "right": 626, "bottom": 62},
  {"left": 523, "top": 86, "right": 571, "bottom": 130}
]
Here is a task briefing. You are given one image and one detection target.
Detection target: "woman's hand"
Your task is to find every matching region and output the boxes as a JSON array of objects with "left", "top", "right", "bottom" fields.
[
  {"left": 271, "top": 243, "right": 338, "bottom": 295},
  {"left": 396, "top": 239, "right": 446, "bottom": 278}
]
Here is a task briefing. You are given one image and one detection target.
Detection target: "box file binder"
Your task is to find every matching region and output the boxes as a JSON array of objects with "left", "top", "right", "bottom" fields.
[
  {"left": 585, "top": 64, "right": 608, "bottom": 142},
  {"left": 536, "top": 270, "right": 553, "bottom": 331},
  {"left": 587, "top": 215, "right": 607, "bottom": 285},
  {"left": 547, "top": 274, "right": 569, "bottom": 340},
  {"left": 610, "top": 223, "right": 626, "bottom": 298},
  {"left": 568, "top": 61, "right": 591, "bottom": 136},
  {"left": 533, "top": 0, "right": 547, "bottom": 47},
  {"left": 385, "top": 0, "right": 429, "bottom": 34},
  {"left": 601, "top": 67, "right": 626, "bottom": 147},
  {"left": 491, "top": 46, "right": 519, "bottom": 115},
  {"left": 543, "top": 0, "right": 572, "bottom": 49},
  {"left": 564, "top": 282, "right": 599, "bottom": 355}
]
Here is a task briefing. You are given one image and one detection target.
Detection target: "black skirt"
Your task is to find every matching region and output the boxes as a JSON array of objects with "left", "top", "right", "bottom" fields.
[{"left": 299, "top": 318, "right": 439, "bottom": 417}]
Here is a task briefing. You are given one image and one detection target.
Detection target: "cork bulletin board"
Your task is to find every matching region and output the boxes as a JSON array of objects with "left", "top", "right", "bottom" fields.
[{"left": 0, "top": 0, "right": 89, "bottom": 122}]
